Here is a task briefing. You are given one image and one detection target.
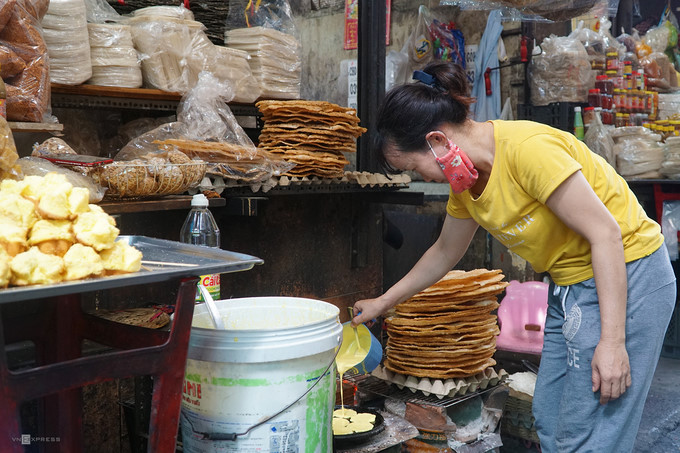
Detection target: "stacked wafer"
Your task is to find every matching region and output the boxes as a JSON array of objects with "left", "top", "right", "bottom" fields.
[
  {"left": 384, "top": 269, "right": 509, "bottom": 379},
  {"left": 256, "top": 100, "right": 367, "bottom": 178}
]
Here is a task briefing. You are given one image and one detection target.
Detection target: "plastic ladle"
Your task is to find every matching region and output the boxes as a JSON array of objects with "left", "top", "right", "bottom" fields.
[
  {"left": 347, "top": 307, "right": 368, "bottom": 357},
  {"left": 199, "top": 284, "right": 225, "bottom": 330}
]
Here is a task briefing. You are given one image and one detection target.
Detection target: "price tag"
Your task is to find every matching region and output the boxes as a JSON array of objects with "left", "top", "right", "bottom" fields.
[{"left": 348, "top": 59, "right": 358, "bottom": 110}]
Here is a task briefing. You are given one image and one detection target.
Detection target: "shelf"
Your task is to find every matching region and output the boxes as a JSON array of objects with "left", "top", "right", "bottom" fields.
[
  {"left": 50, "top": 83, "right": 261, "bottom": 117},
  {"left": 99, "top": 195, "right": 225, "bottom": 215},
  {"left": 9, "top": 121, "right": 64, "bottom": 133}
]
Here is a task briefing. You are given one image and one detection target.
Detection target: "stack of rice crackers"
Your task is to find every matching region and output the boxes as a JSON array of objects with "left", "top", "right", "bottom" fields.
[
  {"left": 385, "top": 269, "right": 509, "bottom": 379},
  {"left": 256, "top": 100, "right": 367, "bottom": 178}
]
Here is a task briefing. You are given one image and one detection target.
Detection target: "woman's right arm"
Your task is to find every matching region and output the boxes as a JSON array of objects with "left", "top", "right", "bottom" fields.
[{"left": 351, "top": 214, "right": 479, "bottom": 326}]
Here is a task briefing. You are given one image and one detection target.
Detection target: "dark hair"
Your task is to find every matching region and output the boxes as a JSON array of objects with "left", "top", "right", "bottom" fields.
[{"left": 375, "top": 61, "right": 475, "bottom": 174}]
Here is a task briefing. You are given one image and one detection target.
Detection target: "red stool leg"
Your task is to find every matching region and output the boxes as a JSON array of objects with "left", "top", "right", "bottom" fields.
[{"left": 147, "top": 278, "right": 197, "bottom": 453}]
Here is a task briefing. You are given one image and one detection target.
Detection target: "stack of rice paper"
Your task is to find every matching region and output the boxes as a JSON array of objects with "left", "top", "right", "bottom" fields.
[
  {"left": 41, "top": 0, "right": 92, "bottom": 85},
  {"left": 225, "top": 26, "right": 301, "bottom": 99},
  {"left": 384, "top": 269, "right": 508, "bottom": 379},
  {"left": 256, "top": 100, "right": 366, "bottom": 178},
  {"left": 87, "top": 23, "right": 142, "bottom": 88}
]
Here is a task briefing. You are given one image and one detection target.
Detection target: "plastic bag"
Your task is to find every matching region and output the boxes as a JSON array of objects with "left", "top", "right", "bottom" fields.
[
  {"left": 17, "top": 156, "right": 106, "bottom": 203},
  {"left": 584, "top": 110, "right": 616, "bottom": 167},
  {"left": 443, "top": 0, "right": 612, "bottom": 22},
  {"left": 126, "top": 6, "right": 261, "bottom": 101},
  {"left": 225, "top": 0, "right": 299, "bottom": 39},
  {"left": 82, "top": 0, "right": 121, "bottom": 23},
  {"left": 87, "top": 22, "right": 142, "bottom": 88},
  {"left": 116, "top": 71, "right": 293, "bottom": 183},
  {"left": 612, "top": 128, "right": 664, "bottom": 178},
  {"left": 640, "top": 51, "right": 677, "bottom": 90},
  {"left": 0, "top": 0, "right": 51, "bottom": 122},
  {"left": 224, "top": 26, "right": 297, "bottom": 99},
  {"left": 42, "top": 0, "right": 92, "bottom": 85},
  {"left": 662, "top": 200, "right": 680, "bottom": 260},
  {"left": 660, "top": 136, "right": 680, "bottom": 179},
  {"left": 403, "top": 5, "right": 434, "bottom": 72},
  {"left": 385, "top": 49, "right": 409, "bottom": 92},
  {"left": 529, "top": 34, "right": 595, "bottom": 106},
  {"left": 644, "top": 22, "right": 672, "bottom": 54},
  {"left": 571, "top": 20, "right": 606, "bottom": 70},
  {"left": 500, "top": 98, "right": 514, "bottom": 120},
  {"left": 0, "top": 117, "right": 20, "bottom": 180}
]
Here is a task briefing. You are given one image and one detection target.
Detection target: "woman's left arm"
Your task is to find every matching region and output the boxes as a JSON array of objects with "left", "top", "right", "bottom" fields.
[{"left": 545, "top": 170, "right": 632, "bottom": 405}]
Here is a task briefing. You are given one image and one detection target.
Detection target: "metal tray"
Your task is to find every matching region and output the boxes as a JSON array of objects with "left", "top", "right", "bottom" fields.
[{"left": 0, "top": 236, "right": 263, "bottom": 304}]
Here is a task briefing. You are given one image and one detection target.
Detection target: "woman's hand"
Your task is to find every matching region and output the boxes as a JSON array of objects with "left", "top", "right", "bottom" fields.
[
  {"left": 591, "top": 339, "right": 631, "bottom": 404},
  {"left": 350, "top": 297, "right": 391, "bottom": 327}
]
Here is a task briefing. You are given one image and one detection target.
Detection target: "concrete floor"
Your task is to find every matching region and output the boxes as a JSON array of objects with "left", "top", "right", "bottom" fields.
[
  {"left": 500, "top": 355, "right": 680, "bottom": 452},
  {"left": 634, "top": 356, "right": 680, "bottom": 452}
]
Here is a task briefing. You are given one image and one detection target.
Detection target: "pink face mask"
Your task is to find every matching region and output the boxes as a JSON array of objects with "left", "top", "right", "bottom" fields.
[{"left": 427, "top": 137, "right": 479, "bottom": 193}]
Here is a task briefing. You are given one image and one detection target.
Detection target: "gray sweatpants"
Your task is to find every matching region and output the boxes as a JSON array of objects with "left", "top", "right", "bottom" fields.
[{"left": 533, "top": 246, "right": 676, "bottom": 453}]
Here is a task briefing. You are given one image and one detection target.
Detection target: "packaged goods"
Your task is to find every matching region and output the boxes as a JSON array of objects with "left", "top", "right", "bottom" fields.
[
  {"left": 41, "top": 0, "right": 92, "bottom": 85},
  {"left": 87, "top": 23, "right": 142, "bottom": 88},
  {"left": 611, "top": 127, "right": 664, "bottom": 178},
  {"left": 0, "top": 0, "right": 50, "bottom": 122},
  {"left": 0, "top": 116, "right": 19, "bottom": 179},
  {"left": 17, "top": 156, "right": 106, "bottom": 203},
  {"left": 529, "top": 34, "right": 595, "bottom": 106},
  {"left": 110, "top": 72, "right": 286, "bottom": 191},
  {"left": 661, "top": 136, "right": 680, "bottom": 179},
  {"left": 126, "top": 6, "right": 260, "bottom": 101},
  {"left": 584, "top": 109, "right": 616, "bottom": 167},
  {"left": 225, "top": 26, "right": 301, "bottom": 99}
]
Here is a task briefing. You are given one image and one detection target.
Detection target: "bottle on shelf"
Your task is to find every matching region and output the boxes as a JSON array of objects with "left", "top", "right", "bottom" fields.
[
  {"left": 180, "top": 193, "right": 221, "bottom": 303},
  {"left": 573, "top": 106, "right": 585, "bottom": 141}
]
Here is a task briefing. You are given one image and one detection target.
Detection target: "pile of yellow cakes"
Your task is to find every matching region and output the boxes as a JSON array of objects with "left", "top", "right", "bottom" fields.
[{"left": 0, "top": 173, "right": 142, "bottom": 288}]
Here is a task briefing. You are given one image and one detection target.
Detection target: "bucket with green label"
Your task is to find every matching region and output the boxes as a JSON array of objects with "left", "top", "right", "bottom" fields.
[{"left": 181, "top": 296, "right": 342, "bottom": 453}]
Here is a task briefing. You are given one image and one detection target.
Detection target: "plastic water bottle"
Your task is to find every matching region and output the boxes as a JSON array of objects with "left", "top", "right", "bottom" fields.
[
  {"left": 573, "top": 106, "right": 585, "bottom": 141},
  {"left": 180, "top": 194, "right": 221, "bottom": 303}
]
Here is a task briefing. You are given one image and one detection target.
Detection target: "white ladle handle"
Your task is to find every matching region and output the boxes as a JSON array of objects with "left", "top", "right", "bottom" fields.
[{"left": 199, "top": 284, "right": 226, "bottom": 330}]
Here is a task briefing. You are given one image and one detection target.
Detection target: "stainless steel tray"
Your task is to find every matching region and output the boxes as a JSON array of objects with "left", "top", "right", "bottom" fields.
[{"left": 0, "top": 236, "right": 263, "bottom": 304}]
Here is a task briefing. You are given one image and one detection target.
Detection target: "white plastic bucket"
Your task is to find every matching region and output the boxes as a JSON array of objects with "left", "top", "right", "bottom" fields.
[{"left": 180, "top": 296, "right": 342, "bottom": 453}]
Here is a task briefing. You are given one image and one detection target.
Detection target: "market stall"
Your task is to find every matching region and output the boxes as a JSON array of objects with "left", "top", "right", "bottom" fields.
[{"left": 3, "top": 0, "right": 680, "bottom": 451}]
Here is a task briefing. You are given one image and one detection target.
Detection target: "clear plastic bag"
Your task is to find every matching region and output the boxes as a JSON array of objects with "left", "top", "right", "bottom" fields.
[
  {"left": 584, "top": 110, "right": 616, "bottom": 167},
  {"left": 126, "top": 7, "right": 261, "bottom": 100},
  {"left": 529, "top": 34, "right": 595, "bottom": 106},
  {"left": 116, "top": 72, "right": 293, "bottom": 184},
  {"left": 223, "top": 0, "right": 301, "bottom": 98},
  {"left": 82, "top": 0, "right": 121, "bottom": 23},
  {"left": 661, "top": 136, "right": 680, "bottom": 179},
  {"left": 225, "top": 0, "right": 299, "bottom": 39},
  {"left": 442, "top": 0, "right": 614, "bottom": 22},
  {"left": 613, "top": 130, "right": 664, "bottom": 178},
  {"left": 17, "top": 156, "right": 106, "bottom": 203},
  {"left": 42, "top": 0, "right": 92, "bottom": 85},
  {"left": 662, "top": 200, "right": 680, "bottom": 260},
  {"left": 0, "top": 117, "right": 20, "bottom": 180},
  {"left": 385, "top": 49, "right": 410, "bottom": 92},
  {"left": 0, "top": 0, "right": 52, "bottom": 122},
  {"left": 87, "top": 22, "right": 142, "bottom": 89},
  {"left": 640, "top": 51, "right": 677, "bottom": 91}
]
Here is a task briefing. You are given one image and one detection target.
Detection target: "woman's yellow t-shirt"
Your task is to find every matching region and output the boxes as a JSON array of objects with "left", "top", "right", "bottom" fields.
[{"left": 446, "top": 120, "right": 663, "bottom": 286}]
